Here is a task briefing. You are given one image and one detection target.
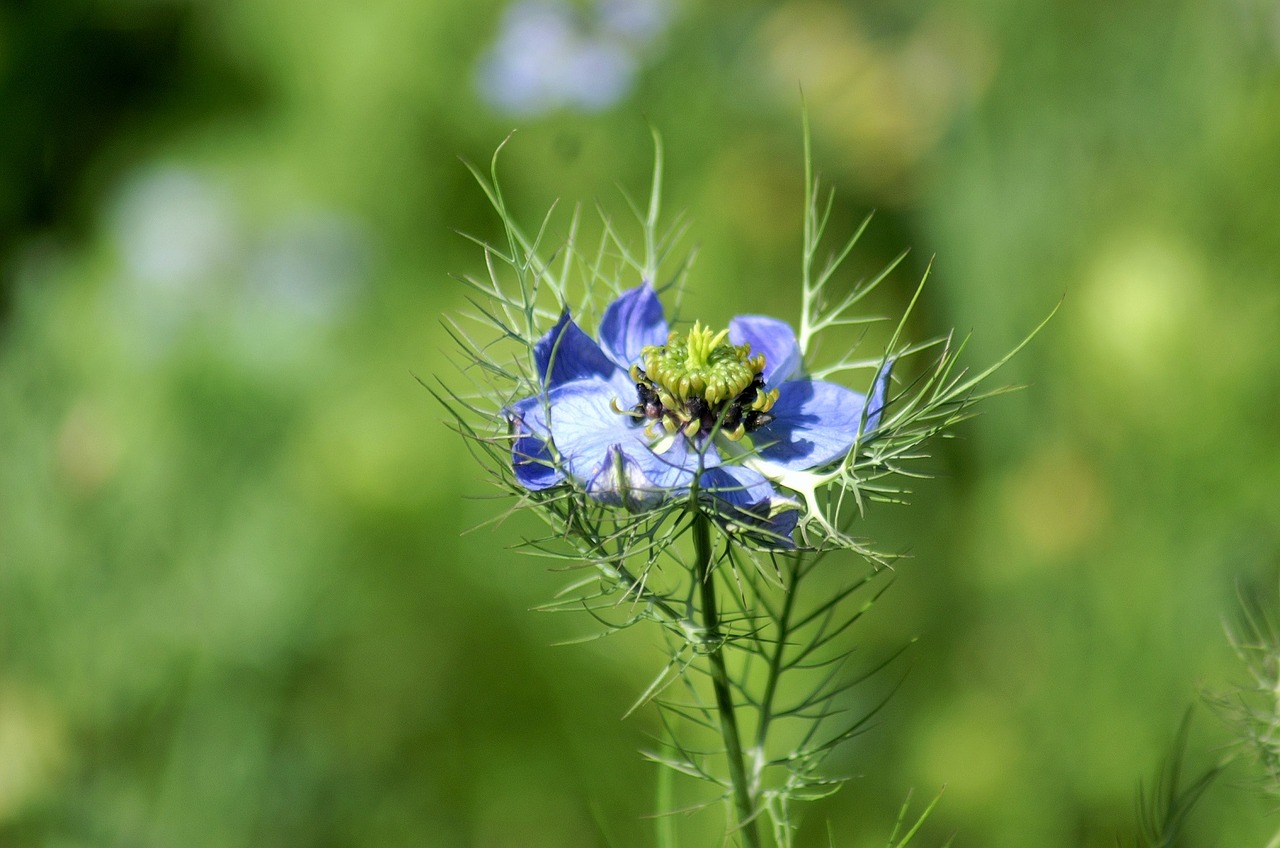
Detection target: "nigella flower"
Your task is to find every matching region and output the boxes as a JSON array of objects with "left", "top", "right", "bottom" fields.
[{"left": 505, "top": 282, "right": 891, "bottom": 545}]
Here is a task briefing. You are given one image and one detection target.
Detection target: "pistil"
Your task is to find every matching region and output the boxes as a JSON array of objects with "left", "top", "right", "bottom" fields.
[{"left": 615, "top": 322, "right": 779, "bottom": 441}]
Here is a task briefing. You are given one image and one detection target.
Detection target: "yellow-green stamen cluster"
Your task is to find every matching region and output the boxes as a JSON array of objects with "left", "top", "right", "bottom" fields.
[
  {"left": 643, "top": 323, "right": 758, "bottom": 404},
  {"left": 618, "top": 321, "right": 780, "bottom": 441}
]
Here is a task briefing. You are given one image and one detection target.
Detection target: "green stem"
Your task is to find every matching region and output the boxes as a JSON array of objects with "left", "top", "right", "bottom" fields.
[
  {"left": 692, "top": 508, "right": 761, "bottom": 848},
  {"left": 755, "top": 556, "right": 802, "bottom": 764},
  {"left": 563, "top": 508, "right": 683, "bottom": 623}
]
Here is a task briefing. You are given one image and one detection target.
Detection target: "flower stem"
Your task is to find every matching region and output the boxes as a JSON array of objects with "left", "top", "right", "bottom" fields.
[
  {"left": 756, "top": 556, "right": 802, "bottom": 766},
  {"left": 563, "top": 509, "right": 684, "bottom": 624},
  {"left": 692, "top": 508, "right": 761, "bottom": 848}
]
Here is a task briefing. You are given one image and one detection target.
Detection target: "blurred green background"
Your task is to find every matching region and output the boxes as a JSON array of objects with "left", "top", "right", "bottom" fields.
[{"left": 2, "top": 0, "right": 1279, "bottom": 845}]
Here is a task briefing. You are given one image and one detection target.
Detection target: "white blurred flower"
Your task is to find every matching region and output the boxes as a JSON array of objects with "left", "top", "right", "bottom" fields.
[
  {"left": 476, "top": 0, "right": 671, "bottom": 116},
  {"left": 105, "top": 162, "right": 368, "bottom": 366},
  {"left": 110, "top": 165, "right": 235, "bottom": 291}
]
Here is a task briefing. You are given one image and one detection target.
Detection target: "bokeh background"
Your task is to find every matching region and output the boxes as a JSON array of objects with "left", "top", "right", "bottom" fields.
[{"left": 2, "top": 0, "right": 1279, "bottom": 845}]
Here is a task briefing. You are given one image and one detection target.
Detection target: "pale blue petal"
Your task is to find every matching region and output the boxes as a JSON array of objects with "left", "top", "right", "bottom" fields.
[
  {"left": 597, "top": 281, "right": 669, "bottom": 370},
  {"left": 752, "top": 379, "right": 867, "bottom": 471},
  {"left": 586, "top": 442, "right": 710, "bottom": 510},
  {"left": 729, "top": 315, "right": 802, "bottom": 384},
  {"left": 534, "top": 310, "right": 619, "bottom": 388},
  {"left": 699, "top": 465, "right": 798, "bottom": 547},
  {"left": 545, "top": 377, "right": 709, "bottom": 506},
  {"left": 645, "top": 435, "right": 719, "bottom": 492},
  {"left": 585, "top": 445, "right": 656, "bottom": 509}
]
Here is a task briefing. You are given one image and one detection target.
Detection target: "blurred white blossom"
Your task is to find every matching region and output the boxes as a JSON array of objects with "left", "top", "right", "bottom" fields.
[
  {"left": 476, "top": 0, "right": 670, "bottom": 115},
  {"left": 106, "top": 163, "right": 367, "bottom": 365},
  {"left": 110, "top": 166, "right": 236, "bottom": 291}
]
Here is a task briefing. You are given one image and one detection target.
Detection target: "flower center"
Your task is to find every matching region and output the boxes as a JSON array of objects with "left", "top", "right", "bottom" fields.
[{"left": 616, "top": 321, "right": 780, "bottom": 441}]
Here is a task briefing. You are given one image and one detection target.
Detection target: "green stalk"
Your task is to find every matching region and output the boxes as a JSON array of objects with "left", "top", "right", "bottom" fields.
[
  {"left": 563, "top": 508, "right": 684, "bottom": 624},
  {"left": 692, "top": 508, "right": 761, "bottom": 848},
  {"left": 755, "top": 556, "right": 802, "bottom": 769}
]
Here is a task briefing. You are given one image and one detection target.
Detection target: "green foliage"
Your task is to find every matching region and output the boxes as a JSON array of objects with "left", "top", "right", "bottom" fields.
[
  {"left": 1124, "top": 712, "right": 1223, "bottom": 848},
  {"left": 1208, "top": 583, "right": 1280, "bottom": 807}
]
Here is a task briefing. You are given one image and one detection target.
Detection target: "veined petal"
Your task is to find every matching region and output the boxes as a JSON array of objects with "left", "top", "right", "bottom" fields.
[
  {"left": 699, "top": 464, "right": 799, "bottom": 547},
  {"left": 751, "top": 379, "right": 869, "bottom": 471},
  {"left": 729, "top": 315, "right": 802, "bottom": 384},
  {"left": 512, "top": 432, "right": 560, "bottom": 490},
  {"left": 505, "top": 397, "right": 563, "bottom": 491},
  {"left": 586, "top": 445, "right": 670, "bottom": 512},
  {"left": 648, "top": 433, "right": 720, "bottom": 491},
  {"left": 598, "top": 281, "right": 668, "bottom": 370},
  {"left": 545, "top": 377, "right": 708, "bottom": 504},
  {"left": 535, "top": 310, "right": 619, "bottom": 389}
]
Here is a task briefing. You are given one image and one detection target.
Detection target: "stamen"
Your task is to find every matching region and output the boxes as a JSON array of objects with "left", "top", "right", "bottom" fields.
[{"left": 619, "top": 323, "right": 778, "bottom": 442}]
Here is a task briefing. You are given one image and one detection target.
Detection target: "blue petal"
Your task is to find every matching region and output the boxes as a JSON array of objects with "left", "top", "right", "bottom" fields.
[
  {"left": 543, "top": 377, "right": 710, "bottom": 505},
  {"left": 864, "top": 359, "right": 893, "bottom": 432},
  {"left": 752, "top": 379, "right": 869, "bottom": 471},
  {"left": 534, "top": 310, "right": 619, "bottom": 389},
  {"left": 512, "top": 432, "right": 560, "bottom": 490},
  {"left": 586, "top": 443, "right": 707, "bottom": 510},
  {"left": 585, "top": 445, "right": 655, "bottom": 509},
  {"left": 506, "top": 397, "right": 563, "bottom": 491},
  {"left": 699, "top": 465, "right": 798, "bottom": 547},
  {"left": 598, "top": 282, "right": 669, "bottom": 370},
  {"left": 729, "top": 315, "right": 802, "bottom": 385}
]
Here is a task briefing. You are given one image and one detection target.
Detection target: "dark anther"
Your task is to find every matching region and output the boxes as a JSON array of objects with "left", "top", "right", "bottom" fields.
[
  {"left": 634, "top": 381, "right": 663, "bottom": 419},
  {"left": 626, "top": 368, "right": 773, "bottom": 438},
  {"left": 683, "top": 397, "right": 713, "bottom": 434},
  {"left": 720, "top": 403, "right": 743, "bottom": 432}
]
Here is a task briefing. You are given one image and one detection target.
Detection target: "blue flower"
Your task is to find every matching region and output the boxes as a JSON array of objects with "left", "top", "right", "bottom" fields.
[{"left": 505, "top": 282, "right": 891, "bottom": 545}]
